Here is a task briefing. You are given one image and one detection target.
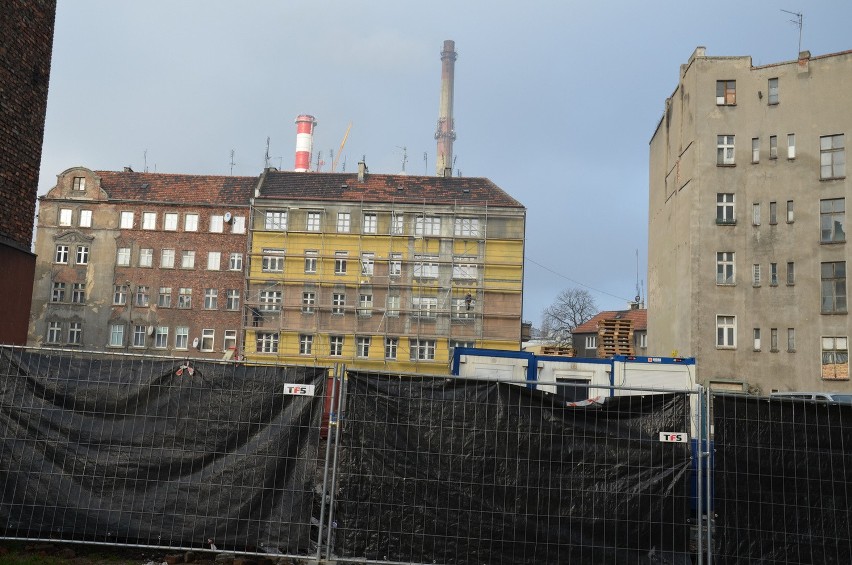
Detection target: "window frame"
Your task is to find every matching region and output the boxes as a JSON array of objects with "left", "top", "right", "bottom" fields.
[
  {"left": 767, "top": 77, "right": 779, "bottom": 105},
  {"left": 821, "top": 261, "right": 847, "bottom": 314},
  {"left": 716, "top": 315, "right": 737, "bottom": 348},
  {"left": 264, "top": 211, "right": 288, "bottom": 230},
  {"left": 820, "top": 198, "right": 846, "bottom": 243},
  {"left": 716, "top": 251, "right": 735, "bottom": 285},
  {"left": 184, "top": 213, "right": 199, "bottom": 232},
  {"left": 362, "top": 213, "right": 377, "bottom": 234},
  {"left": 820, "top": 134, "right": 846, "bottom": 180},
  {"left": 336, "top": 212, "right": 351, "bottom": 233},
  {"left": 716, "top": 80, "right": 736, "bottom": 105}
]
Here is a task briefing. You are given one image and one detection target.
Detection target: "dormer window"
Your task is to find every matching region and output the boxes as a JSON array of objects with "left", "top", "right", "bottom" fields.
[{"left": 72, "top": 177, "right": 86, "bottom": 191}]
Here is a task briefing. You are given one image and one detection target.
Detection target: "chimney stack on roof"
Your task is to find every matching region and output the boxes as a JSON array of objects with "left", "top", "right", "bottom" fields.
[
  {"left": 357, "top": 160, "right": 367, "bottom": 183},
  {"left": 435, "top": 40, "right": 457, "bottom": 177},
  {"left": 294, "top": 114, "right": 317, "bottom": 172}
]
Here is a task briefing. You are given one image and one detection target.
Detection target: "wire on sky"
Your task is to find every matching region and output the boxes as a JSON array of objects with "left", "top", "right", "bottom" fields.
[{"left": 525, "top": 256, "right": 633, "bottom": 303}]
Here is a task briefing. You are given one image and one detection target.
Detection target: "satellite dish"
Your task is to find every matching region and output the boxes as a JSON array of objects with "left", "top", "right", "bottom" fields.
[
  {"left": 224, "top": 211, "right": 233, "bottom": 223},
  {"left": 147, "top": 325, "right": 155, "bottom": 336},
  {"left": 192, "top": 337, "right": 200, "bottom": 349}
]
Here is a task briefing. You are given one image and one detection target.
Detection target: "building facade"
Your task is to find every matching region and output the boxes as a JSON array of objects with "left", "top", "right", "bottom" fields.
[
  {"left": 648, "top": 47, "right": 852, "bottom": 393},
  {"left": 244, "top": 165, "right": 525, "bottom": 372},
  {"left": 0, "top": 0, "right": 57, "bottom": 344},
  {"left": 572, "top": 307, "right": 647, "bottom": 358},
  {"left": 29, "top": 167, "right": 254, "bottom": 358}
]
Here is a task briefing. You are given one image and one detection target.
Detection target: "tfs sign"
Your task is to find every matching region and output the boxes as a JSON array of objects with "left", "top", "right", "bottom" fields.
[
  {"left": 284, "top": 384, "right": 316, "bottom": 396},
  {"left": 658, "top": 432, "right": 688, "bottom": 443}
]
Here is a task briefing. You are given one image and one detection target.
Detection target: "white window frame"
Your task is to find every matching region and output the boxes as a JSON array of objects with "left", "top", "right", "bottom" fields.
[
  {"left": 68, "top": 322, "right": 82, "bottom": 345},
  {"left": 59, "top": 208, "right": 72, "bottom": 226},
  {"left": 231, "top": 216, "right": 246, "bottom": 234},
  {"left": 256, "top": 332, "right": 279, "bottom": 353},
  {"left": 330, "top": 336, "right": 344, "bottom": 356},
  {"left": 264, "top": 211, "right": 287, "bottom": 230},
  {"left": 226, "top": 289, "right": 240, "bottom": 311},
  {"left": 752, "top": 203, "right": 761, "bottom": 226},
  {"left": 299, "top": 334, "right": 313, "bottom": 355},
  {"left": 204, "top": 288, "right": 218, "bottom": 310},
  {"left": 390, "top": 213, "right": 404, "bottom": 235},
  {"left": 304, "top": 251, "right": 317, "bottom": 273},
  {"left": 385, "top": 337, "right": 398, "bottom": 360},
  {"left": 71, "top": 283, "right": 85, "bottom": 303},
  {"left": 358, "top": 293, "right": 373, "bottom": 317},
  {"left": 120, "top": 211, "right": 134, "bottom": 229},
  {"left": 154, "top": 327, "right": 169, "bottom": 349},
  {"left": 229, "top": 253, "right": 243, "bottom": 271},
  {"left": 76, "top": 245, "right": 90, "bottom": 265},
  {"left": 207, "top": 251, "right": 221, "bottom": 271},
  {"left": 72, "top": 177, "right": 86, "bottom": 191},
  {"left": 413, "top": 296, "right": 438, "bottom": 318},
  {"left": 135, "top": 285, "right": 150, "bottom": 307},
  {"left": 821, "top": 134, "right": 846, "bottom": 180},
  {"left": 302, "top": 291, "right": 316, "bottom": 313},
  {"left": 306, "top": 211, "right": 321, "bottom": 231},
  {"left": 261, "top": 249, "right": 285, "bottom": 272},
  {"left": 142, "top": 212, "right": 156, "bottom": 230},
  {"left": 332, "top": 293, "right": 345, "bottom": 314},
  {"left": 113, "top": 284, "right": 128, "bottom": 305},
  {"left": 717, "top": 135, "right": 735, "bottom": 165},
  {"left": 184, "top": 213, "right": 199, "bottom": 232},
  {"left": 769, "top": 135, "right": 778, "bottom": 160},
  {"left": 209, "top": 215, "right": 224, "bottom": 233},
  {"left": 200, "top": 329, "right": 214, "bottom": 352},
  {"left": 79, "top": 209, "right": 92, "bottom": 228},
  {"left": 175, "top": 326, "right": 189, "bottom": 350},
  {"left": 258, "top": 289, "right": 282, "bottom": 311},
  {"left": 821, "top": 336, "right": 849, "bottom": 380},
  {"left": 223, "top": 330, "right": 237, "bottom": 353},
  {"left": 164, "top": 213, "right": 178, "bottom": 231},
  {"left": 55, "top": 245, "right": 69, "bottom": 264},
  {"left": 787, "top": 133, "right": 796, "bottom": 159},
  {"left": 753, "top": 328, "right": 761, "bottom": 351},
  {"left": 108, "top": 324, "right": 125, "bottom": 347},
  {"left": 454, "top": 217, "right": 481, "bottom": 237},
  {"left": 363, "top": 213, "right": 377, "bottom": 234},
  {"left": 138, "top": 248, "right": 153, "bottom": 268},
  {"left": 413, "top": 254, "right": 439, "bottom": 278},
  {"left": 768, "top": 77, "right": 779, "bottom": 105},
  {"left": 178, "top": 287, "right": 192, "bottom": 309},
  {"left": 51, "top": 282, "right": 65, "bottom": 302},
  {"left": 356, "top": 336, "right": 371, "bottom": 358},
  {"left": 132, "top": 325, "right": 146, "bottom": 348},
  {"left": 751, "top": 138, "right": 759, "bottom": 163},
  {"left": 415, "top": 215, "right": 441, "bottom": 236},
  {"left": 716, "top": 315, "right": 736, "bottom": 348},
  {"left": 410, "top": 339, "right": 436, "bottom": 361},
  {"left": 158, "top": 287, "right": 172, "bottom": 308},
  {"left": 334, "top": 251, "right": 348, "bottom": 274},
  {"left": 116, "top": 247, "right": 131, "bottom": 266},
  {"left": 452, "top": 257, "right": 478, "bottom": 280},
  {"left": 181, "top": 250, "right": 196, "bottom": 269},
  {"left": 337, "top": 212, "right": 351, "bottom": 233},
  {"left": 386, "top": 295, "right": 400, "bottom": 317},
  {"left": 390, "top": 253, "right": 402, "bottom": 276},
  {"left": 360, "top": 252, "right": 375, "bottom": 276},
  {"left": 161, "top": 248, "right": 175, "bottom": 269}
]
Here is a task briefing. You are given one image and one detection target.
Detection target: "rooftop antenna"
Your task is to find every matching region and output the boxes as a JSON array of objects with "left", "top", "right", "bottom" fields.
[
  {"left": 423, "top": 152, "right": 428, "bottom": 175},
  {"left": 315, "top": 150, "right": 324, "bottom": 172},
  {"left": 264, "top": 136, "right": 271, "bottom": 169},
  {"left": 397, "top": 146, "right": 408, "bottom": 173},
  {"left": 635, "top": 249, "right": 641, "bottom": 303},
  {"left": 229, "top": 149, "right": 236, "bottom": 175},
  {"left": 143, "top": 149, "right": 148, "bottom": 173},
  {"left": 781, "top": 9, "right": 803, "bottom": 55},
  {"left": 452, "top": 154, "right": 458, "bottom": 176}
]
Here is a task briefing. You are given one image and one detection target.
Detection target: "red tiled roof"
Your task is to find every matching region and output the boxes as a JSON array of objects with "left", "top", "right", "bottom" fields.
[
  {"left": 95, "top": 171, "right": 257, "bottom": 205},
  {"left": 573, "top": 309, "right": 647, "bottom": 334},
  {"left": 255, "top": 170, "right": 524, "bottom": 208}
]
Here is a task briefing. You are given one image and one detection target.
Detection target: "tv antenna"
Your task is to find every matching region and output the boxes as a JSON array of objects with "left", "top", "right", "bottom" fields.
[
  {"left": 396, "top": 146, "right": 408, "bottom": 173},
  {"left": 264, "top": 136, "right": 271, "bottom": 169},
  {"left": 229, "top": 149, "right": 236, "bottom": 175},
  {"left": 781, "top": 9, "right": 803, "bottom": 55},
  {"left": 143, "top": 149, "right": 148, "bottom": 173},
  {"left": 423, "top": 152, "right": 428, "bottom": 175}
]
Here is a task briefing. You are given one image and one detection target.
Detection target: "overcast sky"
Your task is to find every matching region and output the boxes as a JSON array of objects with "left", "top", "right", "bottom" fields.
[{"left": 38, "top": 1, "right": 852, "bottom": 325}]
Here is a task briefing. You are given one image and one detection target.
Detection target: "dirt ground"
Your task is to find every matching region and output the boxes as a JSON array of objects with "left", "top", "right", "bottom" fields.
[{"left": 0, "top": 543, "right": 301, "bottom": 564}]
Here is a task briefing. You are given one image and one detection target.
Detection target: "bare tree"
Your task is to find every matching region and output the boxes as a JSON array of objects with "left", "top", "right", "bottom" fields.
[{"left": 541, "top": 287, "right": 598, "bottom": 345}]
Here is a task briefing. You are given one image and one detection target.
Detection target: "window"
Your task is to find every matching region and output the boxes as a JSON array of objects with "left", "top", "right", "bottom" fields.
[
  {"left": 453, "top": 257, "right": 478, "bottom": 280},
  {"left": 204, "top": 288, "right": 218, "bottom": 310},
  {"left": 412, "top": 296, "right": 437, "bottom": 318},
  {"left": 116, "top": 247, "right": 131, "bottom": 266},
  {"left": 154, "top": 327, "right": 169, "bottom": 349},
  {"left": 181, "top": 250, "right": 196, "bottom": 269},
  {"left": 226, "top": 289, "right": 240, "bottom": 310},
  {"left": 768, "top": 77, "right": 779, "bottom": 105},
  {"left": 821, "top": 134, "right": 846, "bottom": 179},
  {"left": 330, "top": 336, "right": 344, "bottom": 356},
  {"left": 256, "top": 332, "right": 279, "bottom": 353},
  {"left": 415, "top": 215, "right": 441, "bottom": 236},
  {"left": 135, "top": 285, "right": 149, "bottom": 307},
  {"left": 363, "top": 213, "right": 377, "bottom": 234},
  {"left": 786, "top": 262, "right": 795, "bottom": 285},
  {"left": 109, "top": 324, "right": 124, "bottom": 347},
  {"left": 356, "top": 336, "right": 371, "bottom": 358},
  {"left": 71, "top": 246, "right": 88, "bottom": 267},
  {"left": 51, "top": 282, "right": 65, "bottom": 302},
  {"left": 302, "top": 291, "right": 315, "bottom": 313},
  {"left": 410, "top": 339, "right": 436, "bottom": 360},
  {"left": 358, "top": 293, "right": 373, "bottom": 316},
  {"left": 769, "top": 135, "right": 778, "bottom": 160},
  {"left": 751, "top": 138, "right": 759, "bottom": 163},
  {"left": 306, "top": 212, "right": 321, "bottom": 231},
  {"left": 414, "top": 254, "right": 439, "bottom": 278},
  {"left": 299, "top": 334, "right": 313, "bottom": 355},
  {"left": 753, "top": 264, "right": 761, "bottom": 286},
  {"left": 360, "top": 253, "right": 374, "bottom": 276},
  {"left": 769, "top": 201, "right": 777, "bottom": 225},
  {"left": 207, "top": 251, "right": 221, "bottom": 270},
  {"left": 161, "top": 249, "right": 175, "bottom": 268},
  {"left": 261, "top": 250, "right": 285, "bottom": 272},
  {"left": 59, "top": 208, "right": 72, "bottom": 226},
  {"left": 132, "top": 325, "right": 146, "bottom": 348},
  {"left": 716, "top": 252, "right": 735, "bottom": 284},
  {"left": 178, "top": 287, "right": 192, "bottom": 309},
  {"left": 54, "top": 245, "right": 69, "bottom": 264},
  {"left": 753, "top": 328, "right": 761, "bottom": 351},
  {"left": 113, "top": 284, "right": 128, "bottom": 305},
  {"left": 158, "top": 287, "right": 172, "bottom": 308},
  {"left": 68, "top": 322, "right": 82, "bottom": 345},
  {"left": 716, "top": 80, "right": 736, "bottom": 105},
  {"left": 258, "top": 289, "right": 282, "bottom": 311},
  {"left": 209, "top": 215, "right": 224, "bottom": 233},
  {"left": 184, "top": 214, "right": 199, "bottom": 231},
  {"left": 200, "top": 329, "right": 214, "bottom": 352},
  {"left": 229, "top": 253, "right": 243, "bottom": 271},
  {"left": 770, "top": 263, "right": 778, "bottom": 286},
  {"left": 334, "top": 251, "right": 348, "bottom": 274},
  {"left": 332, "top": 293, "right": 345, "bottom": 314},
  {"left": 71, "top": 283, "right": 85, "bottom": 303},
  {"left": 717, "top": 193, "right": 735, "bottom": 224},
  {"left": 390, "top": 253, "right": 402, "bottom": 276},
  {"left": 786, "top": 200, "right": 794, "bottom": 223},
  {"left": 142, "top": 212, "right": 156, "bottom": 230},
  {"left": 455, "top": 217, "right": 481, "bottom": 237},
  {"left": 175, "top": 326, "right": 189, "bottom": 350},
  {"left": 717, "top": 135, "right": 735, "bottom": 165},
  {"left": 231, "top": 216, "right": 246, "bottom": 234},
  {"left": 637, "top": 333, "right": 647, "bottom": 349},
  {"left": 390, "top": 213, "right": 404, "bottom": 235},
  {"left": 164, "top": 213, "right": 178, "bottom": 231},
  {"left": 770, "top": 328, "right": 779, "bottom": 352},
  {"left": 337, "top": 212, "right": 351, "bottom": 233},
  {"left": 265, "top": 211, "right": 287, "bottom": 230},
  {"left": 138, "top": 248, "right": 152, "bottom": 267},
  {"left": 72, "top": 177, "right": 85, "bottom": 191},
  {"left": 821, "top": 337, "right": 849, "bottom": 380},
  {"left": 452, "top": 296, "right": 475, "bottom": 319},
  {"left": 752, "top": 203, "right": 760, "bottom": 226},
  {"left": 820, "top": 198, "right": 846, "bottom": 243},
  {"left": 120, "top": 211, "right": 134, "bottom": 229},
  {"left": 223, "top": 330, "right": 237, "bottom": 353},
  {"left": 585, "top": 336, "right": 597, "bottom": 349},
  {"left": 304, "top": 251, "right": 317, "bottom": 273},
  {"left": 821, "top": 261, "right": 847, "bottom": 313},
  {"left": 787, "top": 133, "right": 796, "bottom": 159},
  {"left": 386, "top": 295, "right": 400, "bottom": 317},
  {"left": 385, "top": 337, "right": 398, "bottom": 360},
  {"left": 717, "top": 315, "right": 736, "bottom": 348},
  {"left": 787, "top": 328, "right": 796, "bottom": 352},
  {"left": 79, "top": 209, "right": 92, "bottom": 228}
]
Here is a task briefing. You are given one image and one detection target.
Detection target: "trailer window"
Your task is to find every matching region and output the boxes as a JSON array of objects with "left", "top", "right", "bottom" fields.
[{"left": 555, "top": 378, "right": 590, "bottom": 403}]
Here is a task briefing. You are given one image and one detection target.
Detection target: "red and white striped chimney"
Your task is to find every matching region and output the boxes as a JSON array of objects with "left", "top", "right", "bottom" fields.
[{"left": 294, "top": 114, "right": 317, "bottom": 172}]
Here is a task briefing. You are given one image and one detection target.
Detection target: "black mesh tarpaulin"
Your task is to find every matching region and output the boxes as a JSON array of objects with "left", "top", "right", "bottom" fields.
[
  {"left": 0, "top": 347, "right": 326, "bottom": 553},
  {"left": 713, "top": 394, "right": 852, "bottom": 564},
  {"left": 335, "top": 372, "right": 692, "bottom": 565}
]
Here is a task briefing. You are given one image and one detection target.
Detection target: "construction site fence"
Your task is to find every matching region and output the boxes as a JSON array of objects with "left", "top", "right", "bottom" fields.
[{"left": 0, "top": 345, "right": 849, "bottom": 564}]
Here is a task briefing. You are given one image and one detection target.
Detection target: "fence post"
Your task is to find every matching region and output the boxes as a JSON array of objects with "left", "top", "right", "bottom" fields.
[
  {"left": 323, "top": 364, "right": 347, "bottom": 559},
  {"left": 704, "top": 387, "right": 713, "bottom": 565},
  {"left": 696, "top": 386, "right": 704, "bottom": 565}
]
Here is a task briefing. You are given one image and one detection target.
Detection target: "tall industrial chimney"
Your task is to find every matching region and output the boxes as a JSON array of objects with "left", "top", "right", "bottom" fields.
[
  {"left": 294, "top": 114, "right": 317, "bottom": 172},
  {"left": 434, "top": 40, "right": 457, "bottom": 177}
]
